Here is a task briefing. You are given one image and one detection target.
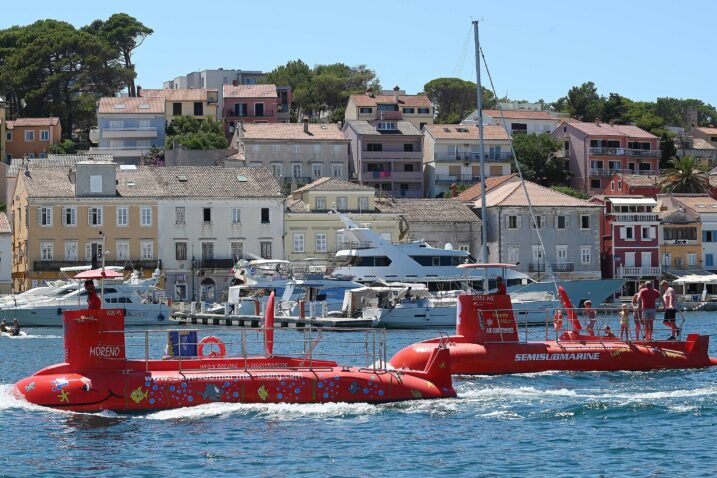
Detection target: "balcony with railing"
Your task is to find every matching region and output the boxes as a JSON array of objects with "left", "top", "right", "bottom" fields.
[
  {"left": 102, "top": 127, "right": 158, "bottom": 139},
  {"left": 376, "top": 110, "right": 403, "bottom": 120},
  {"left": 589, "top": 168, "right": 657, "bottom": 177},
  {"left": 33, "top": 260, "right": 158, "bottom": 271},
  {"left": 434, "top": 151, "right": 514, "bottom": 162},
  {"left": 227, "top": 108, "right": 275, "bottom": 118},
  {"left": 529, "top": 262, "right": 575, "bottom": 273},
  {"left": 611, "top": 213, "right": 660, "bottom": 222},
  {"left": 89, "top": 146, "right": 155, "bottom": 157},
  {"left": 362, "top": 151, "right": 423, "bottom": 160},
  {"left": 363, "top": 170, "right": 422, "bottom": 181},
  {"left": 435, "top": 174, "right": 479, "bottom": 183},
  {"left": 589, "top": 147, "right": 660, "bottom": 158},
  {"left": 617, "top": 266, "right": 662, "bottom": 278}
]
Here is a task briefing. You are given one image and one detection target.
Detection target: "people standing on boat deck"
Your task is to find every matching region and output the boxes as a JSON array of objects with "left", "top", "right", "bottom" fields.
[
  {"left": 493, "top": 276, "right": 507, "bottom": 295},
  {"left": 583, "top": 300, "right": 597, "bottom": 335},
  {"left": 618, "top": 304, "right": 630, "bottom": 341},
  {"left": 660, "top": 280, "right": 679, "bottom": 340},
  {"left": 632, "top": 282, "right": 645, "bottom": 340},
  {"left": 85, "top": 280, "right": 101, "bottom": 310},
  {"left": 11, "top": 319, "right": 20, "bottom": 336},
  {"left": 603, "top": 325, "right": 615, "bottom": 338},
  {"left": 638, "top": 280, "right": 661, "bottom": 340}
]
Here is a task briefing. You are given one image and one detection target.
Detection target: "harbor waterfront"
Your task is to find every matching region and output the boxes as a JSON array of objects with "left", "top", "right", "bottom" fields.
[{"left": 3, "top": 313, "right": 717, "bottom": 477}]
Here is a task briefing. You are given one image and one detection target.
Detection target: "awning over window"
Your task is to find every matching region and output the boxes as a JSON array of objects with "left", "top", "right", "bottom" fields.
[{"left": 609, "top": 197, "right": 657, "bottom": 206}]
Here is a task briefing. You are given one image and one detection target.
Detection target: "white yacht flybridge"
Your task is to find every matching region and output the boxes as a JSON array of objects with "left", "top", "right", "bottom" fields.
[{"left": 330, "top": 212, "right": 529, "bottom": 288}]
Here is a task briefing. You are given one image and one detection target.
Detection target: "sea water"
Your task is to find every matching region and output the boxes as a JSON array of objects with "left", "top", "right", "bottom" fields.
[{"left": 2, "top": 313, "right": 717, "bottom": 477}]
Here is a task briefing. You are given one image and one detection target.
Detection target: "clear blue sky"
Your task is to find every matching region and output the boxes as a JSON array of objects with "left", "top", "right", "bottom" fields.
[{"left": 5, "top": 0, "right": 717, "bottom": 106}]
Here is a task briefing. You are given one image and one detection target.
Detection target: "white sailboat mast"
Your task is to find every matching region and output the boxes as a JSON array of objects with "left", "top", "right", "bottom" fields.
[{"left": 473, "top": 20, "right": 488, "bottom": 265}]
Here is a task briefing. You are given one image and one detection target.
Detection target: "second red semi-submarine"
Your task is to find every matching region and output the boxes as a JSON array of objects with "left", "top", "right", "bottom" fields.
[
  {"left": 14, "top": 282, "right": 455, "bottom": 412},
  {"left": 391, "top": 280, "right": 717, "bottom": 374}
]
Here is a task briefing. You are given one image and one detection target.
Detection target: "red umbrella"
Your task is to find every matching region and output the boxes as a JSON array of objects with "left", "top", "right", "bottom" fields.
[{"left": 73, "top": 268, "right": 125, "bottom": 280}]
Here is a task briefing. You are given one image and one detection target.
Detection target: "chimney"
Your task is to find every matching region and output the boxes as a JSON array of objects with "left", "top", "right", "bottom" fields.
[
  {"left": 393, "top": 85, "right": 400, "bottom": 102},
  {"left": 232, "top": 80, "right": 238, "bottom": 86},
  {"left": 595, "top": 117, "right": 601, "bottom": 126},
  {"left": 303, "top": 116, "right": 309, "bottom": 134},
  {"left": 366, "top": 88, "right": 373, "bottom": 98},
  {"left": 137, "top": 85, "right": 142, "bottom": 97},
  {"left": 450, "top": 183, "right": 457, "bottom": 198}
]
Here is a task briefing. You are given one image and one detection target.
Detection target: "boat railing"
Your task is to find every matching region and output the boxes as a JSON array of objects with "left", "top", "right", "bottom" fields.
[{"left": 104, "top": 326, "right": 391, "bottom": 373}]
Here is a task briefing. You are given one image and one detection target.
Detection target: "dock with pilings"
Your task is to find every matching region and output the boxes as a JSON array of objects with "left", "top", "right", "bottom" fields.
[{"left": 170, "top": 312, "right": 374, "bottom": 329}]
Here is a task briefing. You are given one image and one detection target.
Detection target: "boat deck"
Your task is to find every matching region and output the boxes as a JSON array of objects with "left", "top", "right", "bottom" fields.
[{"left": 170, "top": 312, "right": 374, "bottom": 329}]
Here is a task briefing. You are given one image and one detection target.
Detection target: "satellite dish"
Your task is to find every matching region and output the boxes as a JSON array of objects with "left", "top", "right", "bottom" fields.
[{"left": 444, "top": 243, "right": 454, "bottom": 250}]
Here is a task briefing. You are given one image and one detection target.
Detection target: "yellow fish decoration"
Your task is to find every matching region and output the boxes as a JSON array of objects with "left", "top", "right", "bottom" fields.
[
  {"left": 130, "top": 387, "right": 149, "bottom": 404},
  {"left": 258, "top": 385, "right": 269, "bottom": 401}
]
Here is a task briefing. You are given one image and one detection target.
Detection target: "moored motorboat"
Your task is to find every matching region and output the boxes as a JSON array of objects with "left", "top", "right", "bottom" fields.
[
  {"left": 14, "top": 290, "right": 455, "bottom": 412},
  {"left": 390, "top": 290, "right": 717, "bottom": 374}
]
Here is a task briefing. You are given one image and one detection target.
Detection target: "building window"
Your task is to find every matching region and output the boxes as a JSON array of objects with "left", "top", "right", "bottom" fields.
[
  {"left": 116, "top": 207, "right": 128, "bottom": 226},
  {"left": 367, "top": 143, "right": 382, "bottom": 152},
  {"left": 90, "top": 175, "right": 102, "bottom": 193},
  {"left": 359, "top": 197, "right": 369, "bottom": 211},
  {"left": 140, "top": 207, "right": 152, "bottom": 226},
  {"left": 332, "top": 164, "right": 343, "bottom": 178},
  {"left": 663, "top": 253, "right": 672, "bottom": 266},
  {"left": 24, "top": 131, "right": 34, "bottom": 141},
  {"left": 38, "top": 207, "right": 52, "bottom": 226},
  {"left": 141, "top": 241, "right": 154, "bottom": 260},
  {"left": 272, "top": 163, "right": 283, "bottom": 177},
  {"left": 555, "top": 215, "right": 568, "bottom": 229},
  {"left": 315, "top": 233, "right": 327, "bottom": 253},
  {"left": 230, "top": 241, "right": 244, "bottom": 261},
  {"left": 507, "top": 215, "right": 521, "bottom": 230},
  {"left": 27, "top": 153, "right": 35, "bottom": 159},
  {"left": 404, "top": 144, "right": 414, "bottom": 152},
  {"left": 116, "top": 241, "right": 129, "bottom": 260},
  {"left": 173, "top": 102, "right": 182, "bottom": 115},
  {"left": 293, "top": 145, "right": 301, "bottom": 154},
  {"left": 315, "top": 197, "right": 326, "bottom": 210},
  {"left": 88, "top": 207, "right": 103, "bottom": 226},
  {"left": 417, "top": 108, "right": 430, "bottom": 114},
  {"left": 231, "top": 208, "right": 241, "bottom": 224},
  {"left": 64, "top": 241, "right": 78, "bottom": 261},
  {"left": 623, "top": 226, "right": 635, "bottom": 240},
  {"left": 580, "top": 245, "right": 591, "bottom": 264},
  {"left": 312, "top": 163, "right": 322, "bottom": 178},
  {"left": 203, "top": 207, "right": 212, "bottom": 223},
  {"left": 706, "top": 254, "right": 714, "bottom": 268},
  {"left": 39, "top": 152, "right": 47, "bottom": 159},
  {"left": 610, "top": 181, "right": 615, "bottom": 191},
  {"left": 40, "top": 130, "right": 50, "bottom": 141},
  {"left": 6, "top": 131, "right": 11, "bottom": 142},
  {"left": 175, "top": 242, "right": 187, "bottom": 261},
  {"left": 85, "top": 241, "right": 103, "bottom": 261},
  {"left": 40, "top": 242, "right": 54, "bottom": 261},
  {"left": 193, "top": 102, "right": 203, "bottom": 116},
  {"left": 359, "top": 107, "right": 372, "bottom": 114},
  {"left": 261, "top": 208, "right": 270, "bottom": 224},
  {"left": 580, "top": 215, "right": 590, "bottom": 230},
  {"left": 292, "top": 163, "right": 302, "bottom": 178},
  {"left": 507, "top": 246, "right": 520, "bottom": 264},
  {"left": 688, "top": 253, "right": 697, "bottom": 266},
  {"left": 337, "top": 232, "right": 348, "bottom": 250},
  {"left": 402, "top": 107, "right": 415, "bottom": 114},
  {"left": 590, "top": 179, "right": 601, "bottom": 189},
  {"left": 175, "top": 206, "right": 185, "bottom": 225},
  {"left": 337, "top": 197, "right": 348, "bottom": 211},
  {"left": 530, "top": 215, "right": 545, "bottom": 229},
  {"left": 260, "top": 241, "right": 272, "bottom": 259},
  {"left": 293, "top": 233, "right": 305, "bottom": 253}
]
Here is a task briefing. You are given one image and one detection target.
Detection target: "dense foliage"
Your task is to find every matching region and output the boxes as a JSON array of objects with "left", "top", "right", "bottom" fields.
[
  {"left": 512, "top": 133, "right": 568, "bottom": 186},
  {"left": 423, "top": 77, "right": 497, "bottom": 123},
  {"left": 48, "top": 139, "right": 77, "bottom": 154},
  {"left": 550, "top": 186, "right": 590, "bottom": 200},
  {"left": 264, "top": 60, "right": 380, "bottom": 122},
  {"left": 0, "top": 15, "right": 152, "bottom": 139},
  {"left": 165, "top": 116, "right": 228, "bottom": 150}
]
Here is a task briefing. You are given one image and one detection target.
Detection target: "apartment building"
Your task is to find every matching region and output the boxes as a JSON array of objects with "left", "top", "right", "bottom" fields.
[
  {"left": 345, "top": 88, "right": 434, "bottom": 130},
  {"left": 139, "top": 88, "right": 219, "bottom": 124},
  {"left": 223, "top": 84, "right": 291, "bottom": 136},
  {"left": 5, "top": 117, "right": 62, "bottom": 161}
]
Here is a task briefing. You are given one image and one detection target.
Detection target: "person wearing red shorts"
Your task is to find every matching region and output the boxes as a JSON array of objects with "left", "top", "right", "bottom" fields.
[{"left": 638, "top": 280, "right": 661, "bottom": 340}]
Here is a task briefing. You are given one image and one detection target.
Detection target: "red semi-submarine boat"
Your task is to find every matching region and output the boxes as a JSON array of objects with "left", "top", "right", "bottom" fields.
[
  {"left": 14, "top": 284, "right": 454, "bottom": 412},
  {"left": 391, "top": 277, "right": 717, "bottom": 374}
]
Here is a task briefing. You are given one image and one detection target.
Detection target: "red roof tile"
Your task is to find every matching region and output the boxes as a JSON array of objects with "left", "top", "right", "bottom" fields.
[
  {"left": 0, "top": 212, "right": 10, "bottom": 234},
  {"left": 349, "top": 94, "right": 433, "bottom": 108},
  {"left": 567, "top": 121, "right": 656, "bottom": 139},
  {"left": 223, "top": 84, "right": 277, "bottom": 99},
  {"left": 425, "top": 124, "right": 510, "bottom": 140},
  {"left": 484, "top": 180, "right": 599, "bottom": 208},
  {"left": 482, "top": 109, "right": 557, "bottom": 120},
  {"left": 458, "top": 174, "right": 519, "bottom": 201},
  {"left": 98, "top": 97, "right": 165, "bottom": 114},
  {"left": 7, "top": 117, "right": 60, "bottom": 127},
  {"left": 140, "top": 88, "right": 217, "bottom": 101},
  {"left": 241, "top": 123, "right": 347, "bottom": 141}
]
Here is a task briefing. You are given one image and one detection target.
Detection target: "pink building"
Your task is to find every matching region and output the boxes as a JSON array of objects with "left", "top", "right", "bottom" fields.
[
  {"left": 592, "top": 195, "right": 661, "bottom": 290},
  {"left": 552, "top": 121, "right": 660, "bottom": 195},
  {"left": 223, "top": 84, "right": 291, "bottom": 136}
]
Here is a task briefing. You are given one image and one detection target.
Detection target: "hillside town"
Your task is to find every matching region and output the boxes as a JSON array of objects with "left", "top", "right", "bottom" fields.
[{"left": 2, "top": 75, "right": 717, "bottom": 302}]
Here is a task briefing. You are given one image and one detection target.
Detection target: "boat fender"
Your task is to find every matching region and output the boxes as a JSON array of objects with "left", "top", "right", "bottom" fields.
[
  {"left": 553, "top": 310, "right": 563, "bottom": 331},
  {"left": 158, "top": 313, "right": 165, "bottom": 321},
  {"left": 198, "top": 336, "right": 226, "bottom": 358},
  {"left": 57, "top": 308, "right": 63, "bottom": 315}
]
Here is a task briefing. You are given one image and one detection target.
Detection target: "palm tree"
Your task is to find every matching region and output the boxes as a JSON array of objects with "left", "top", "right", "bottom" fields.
[{"left": 658, "top": 156, "right": 709, "bottom": 194}]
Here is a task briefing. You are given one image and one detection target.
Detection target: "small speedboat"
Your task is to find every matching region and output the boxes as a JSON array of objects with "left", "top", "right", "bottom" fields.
[
  {"left": 391, "top": 287, "right": 717, "bottom": 374},
  {"left": 14, "top": 284, "right": 455, "bottom": 412},
  {"left": 1, "top": 330, "right": 27, "bottom": 338}
]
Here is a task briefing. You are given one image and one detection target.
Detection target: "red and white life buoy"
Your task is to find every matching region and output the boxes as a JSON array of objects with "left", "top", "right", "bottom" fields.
[{"left": 197, "top": 336, "right": 226, "bottom": 358}]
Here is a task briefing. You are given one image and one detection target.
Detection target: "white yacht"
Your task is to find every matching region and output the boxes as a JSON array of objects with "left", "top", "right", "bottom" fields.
[{"left": 0, "top": 268, "right": 170, "bottom": 326}]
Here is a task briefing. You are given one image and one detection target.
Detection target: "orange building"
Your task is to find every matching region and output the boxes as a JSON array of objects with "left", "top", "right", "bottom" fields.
[{"left": 5, "top": 117, "right": 62, "bottom": 161}]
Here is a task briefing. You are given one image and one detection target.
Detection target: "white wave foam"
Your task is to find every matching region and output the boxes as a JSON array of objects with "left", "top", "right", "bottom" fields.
[
  {"left": 144, "top": 400, "right": 381, "bottom": 421},
  {"left": 457, "top": 385, "right": 579, "bottom": 400},
  {"left": 478, "top": 410, "right": 524, "bottom": 420},
  {"left": 4, "top": 334, "right": 62, "bottom": 340},
  {"left": 0, "top": 384, "right": 62, "bottom": 414}
]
